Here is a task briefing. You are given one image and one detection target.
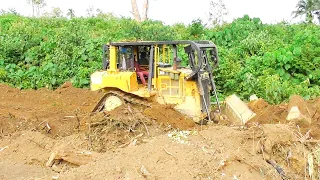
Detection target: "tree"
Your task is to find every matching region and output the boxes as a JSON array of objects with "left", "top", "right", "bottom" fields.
[
  {"left": 96, "top": 8, "right": 103, "bottom": 14},
  {"left": 292, "top": 0, "right": 320, "bottom": 23},
  {"left": 315, "top": 11, "right": 320, "bottom": 23},
  {"left": 0, "top": 9, "right": 5, "bottom": 15},
  {"left": 67, "top": 9, "right": 75, "bottom": 19},
  {"left": 131, "top": 0, "right": 149, "bottom": 22},
  {"left": 86, "top": 6, "right": 95, "bottom": 17},
  {"left": 189, "top": 19, "right": 206, "bottom": 38},
  {"left": 42, "top": 7, "right": 63, "bottom": 18},
  {"left": 8, "top": 8, "right": 19, "bottom": 15},
  {"left": 0, "top": 8, "right": 20, "bottom": 15},
  {"left": 52, "top": 7, "right": 63, "bottom": 17},
  {"left": 96, "top": 9, "right": 113, "bottom": 19},
  {"left": 141, "top": 0, "right": 149, "bottom": 21},
  {"left": 27, "top": 0, "right": 46, "bottom": 17},
  {"left": 206, "top": 0, "right": 229, "bottom": 27}
]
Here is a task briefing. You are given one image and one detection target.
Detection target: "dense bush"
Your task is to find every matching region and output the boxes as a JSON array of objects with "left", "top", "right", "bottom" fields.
[
  {"left": 207, "top": 16, "right": 320, "bottom": 103},
  {"left": 0, "top": 14, "right": 319, "bottom": 104}
]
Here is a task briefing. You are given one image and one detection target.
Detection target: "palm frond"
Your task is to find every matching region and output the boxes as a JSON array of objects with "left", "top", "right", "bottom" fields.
[
  {"left": 292, "top": 0, "right": 308, "bottom": 17},
  {"left": 292, "top": 0, "right": 320, "bottom": 21}
]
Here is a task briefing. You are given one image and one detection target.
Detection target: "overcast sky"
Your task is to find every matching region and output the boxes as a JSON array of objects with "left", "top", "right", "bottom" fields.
[{"left": 1, "top": 0, "right": 301, "bottom": 24}]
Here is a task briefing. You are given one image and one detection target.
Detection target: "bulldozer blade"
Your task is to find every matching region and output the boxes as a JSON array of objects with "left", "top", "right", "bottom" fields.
[{"left": 224, "top": 94, "right": 256, "bottom": 125}]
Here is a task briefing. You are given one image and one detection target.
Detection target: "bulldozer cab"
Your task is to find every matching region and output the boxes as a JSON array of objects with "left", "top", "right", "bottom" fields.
[
  {"left": 102, "top": 45, "right": 150, "bottom": 69},
  {"left": 91, "top": 40, "right": 220, "bottom": 122}
]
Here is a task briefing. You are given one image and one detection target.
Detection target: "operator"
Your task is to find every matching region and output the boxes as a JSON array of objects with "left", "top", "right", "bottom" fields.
[
  {"left": 139, "top": 51, "right": 149, "bottom": 65},
  {"left": 134, "top": 57, "right": 149, "bottom": 85}
]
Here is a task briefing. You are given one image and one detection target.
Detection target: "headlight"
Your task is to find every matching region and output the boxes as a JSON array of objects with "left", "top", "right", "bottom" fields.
[{"left": 91, "top": 73, "right": 103, "bottom": 84}]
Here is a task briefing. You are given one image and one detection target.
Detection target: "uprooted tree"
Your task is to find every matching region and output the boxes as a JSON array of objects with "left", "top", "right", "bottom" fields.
[{"left": 131, "top": 0, "right": 149, "bottom": 22}]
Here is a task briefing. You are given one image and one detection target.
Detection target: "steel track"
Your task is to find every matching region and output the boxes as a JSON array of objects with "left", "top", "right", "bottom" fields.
[{"left": 91, "top": 90, "right": 152, "bottom": 113}]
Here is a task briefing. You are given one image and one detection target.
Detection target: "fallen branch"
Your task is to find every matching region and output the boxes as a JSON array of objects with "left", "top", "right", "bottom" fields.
[
  {"left": 163, "top": 147, "right": 177, "bottom": 160},
  {"left": 233, "top": 153, "right": 259, "bottom": 172},
  {"left": 199, "top": 132, "right": 209, "bottom": 141},
  {"left": 76, "top": 114, "right": 80, "bottom": 133},
  {"left": 126, "top": 104, "right": 150, "bottom": 136},
  {"left": 87, "top": 122, "right": 93, "bottom": 150},
  {"left": 46, "top": 122, "right": 51, "bottom": 133},
  {"left": 140, "top": 165, "right": 152, "bottom": 177},
  {"left": 296, "top": 139, "right": 320, "bottom": 143},
  {"left": 266, "top": 159, "right": 287, "bottom": 180},
  {"left": 140, "top": 121, "right": 150, "bottom": 136},
  {"left": 118, "top": 133, "right": 144, "bottom": 148},
  {"left": 311, "top": 109, "right": 318, "bottom": 119},
  {"left": 0, "top": 146, "right": 8, "bottom": 152},
  {"left": 90, "top": 120, "right": 110, "bottom": 128},
  {"left": 46, "top": 122, "right": 51, "bottom": 130},
  {"left": 46, "top": 147, "right": 99, "bottom": 167}
]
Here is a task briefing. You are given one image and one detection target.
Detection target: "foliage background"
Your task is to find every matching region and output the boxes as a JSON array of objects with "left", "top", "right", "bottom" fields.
[{"left": 0, "top": 14, "right": 319, "bottom": 104}]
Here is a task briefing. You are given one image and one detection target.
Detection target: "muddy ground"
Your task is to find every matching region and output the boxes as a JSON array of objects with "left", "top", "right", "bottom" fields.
[{"left": 0, "top": 83, "right": 320, "bottom": 180}]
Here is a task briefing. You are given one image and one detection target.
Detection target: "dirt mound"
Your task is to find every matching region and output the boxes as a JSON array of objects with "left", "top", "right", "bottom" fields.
[
  {"left": 85, "top": 102, "right": 197, "bottom": 153},
  {"left": 59, "top": 124, "right": 319, "bottom": 180},
  {"left": 0, "top": 83, "right": 194, "bottom": 139},
  {"left": 248, "top": 98, "right": 269, "bottom": 112},
  {"left": 86, "top": 105, "right": 166, "bottom": 153},
  {"left": 143, "top": 104, "right": 196, "bottom": 130},
  {"left": 247, "top": 124, "right": 314, "bottom": 178},
  {"left": 0, "top": 83, "right": 104, "bottom": 138},
  {"left": 1, "top": 83, "right": 320, "bottom": 179},
  {"left": 58, "top": 126, "right": 271, "bottom": 180},
  {"left": 247, "top": 95, "right": 320, "bottom": 141},
  {"left": 0, "top": 131, "right": 55, "bottom": 166},
  {"left": 0, "top": 82, "right": 195, "bottom": 157},
  {"left": 307, "top": 97, "right": 320, "bottom": 139},
  {"left": 288, "top": 95, "right": 311, "bottom": 118},
  {"left": 0, "top": 161, "right": 54, "bottom": 180},
  {"left": 247, "top": 98, "right": 287, "bottom": 124},
  {"left": 2, "top": 123, "right": 319, "bottom": 179}
]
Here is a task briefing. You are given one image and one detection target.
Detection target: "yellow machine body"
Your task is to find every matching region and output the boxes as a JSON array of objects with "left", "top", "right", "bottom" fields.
[
  {"left": 91, "top": 69, "right": 204, "bottom": 121},
  {"left": 90, "top": 41, "right": 217, "bottom": 122}
]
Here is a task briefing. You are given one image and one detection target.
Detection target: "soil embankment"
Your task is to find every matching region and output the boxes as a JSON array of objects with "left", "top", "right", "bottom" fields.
[{"left": 1, "top": 84, "right": 320, "bottom": 179}]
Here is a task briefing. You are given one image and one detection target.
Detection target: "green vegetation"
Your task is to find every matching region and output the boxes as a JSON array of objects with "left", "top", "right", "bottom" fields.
[{"left": 0, "top": 14, "right": 319, "bottom": 104}]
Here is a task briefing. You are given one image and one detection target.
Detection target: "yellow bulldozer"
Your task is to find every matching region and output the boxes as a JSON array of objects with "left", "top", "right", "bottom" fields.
[{"left": 90, "top": 40, "right": 221, "bottom": 123}]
